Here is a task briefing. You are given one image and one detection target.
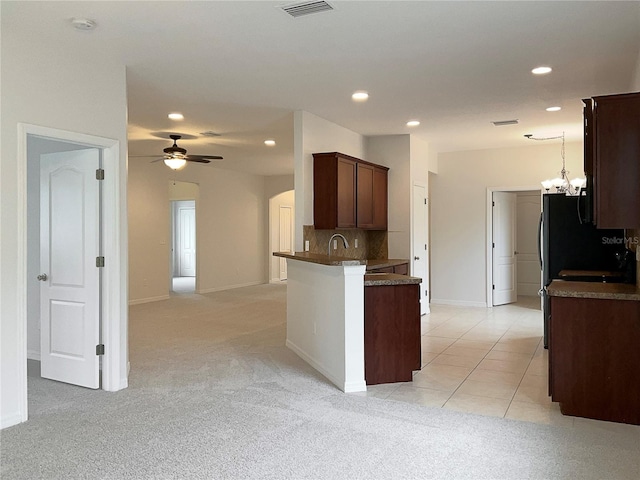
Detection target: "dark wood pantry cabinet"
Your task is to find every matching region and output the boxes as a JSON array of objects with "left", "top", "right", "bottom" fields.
[
  {"left": 313, "top": 152, "right": 389, "bottom": 230},
  {"left": 583, "top": 92, "right": 640, "bottom": 229}
]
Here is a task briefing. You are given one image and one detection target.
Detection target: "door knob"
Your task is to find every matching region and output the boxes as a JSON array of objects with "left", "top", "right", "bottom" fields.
[
  {"left": 414, "top": 256, "right": 420, "bottom": 261},
  {"left": 37, "top": 273, "right": 48, "bottom": 281}
]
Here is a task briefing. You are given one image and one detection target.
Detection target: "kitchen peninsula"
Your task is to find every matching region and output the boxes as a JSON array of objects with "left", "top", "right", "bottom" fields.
[{"left": 273, "top": 251, "right": 421, "bottom": 392}]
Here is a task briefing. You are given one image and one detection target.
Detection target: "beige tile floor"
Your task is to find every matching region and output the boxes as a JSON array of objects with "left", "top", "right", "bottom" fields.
[{"left": 363, "top": 296, "right": 638, "bottom": 433}]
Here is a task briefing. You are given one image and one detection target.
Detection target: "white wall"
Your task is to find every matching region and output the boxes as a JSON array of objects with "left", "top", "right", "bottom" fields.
[
  {"left": 632, "top": 48, "right": 640, "bottom": 91},
  {"left": 128, "top": 161, "right": 267, "bottom": 303},
  {"left": 1, "top": 23, "right": 128, "bottom": 428},
  {"left": 269, "top": 190, "right": 295, "bottom": 282},
  {"left": 365, "top": 135, "right": 411, "bottom": 259},
  {"left": 431, "top": 142, "right": 583, "bottom": 306},
  {"left": 293, "top": 111, "right": 365, "bottom": 250},
  {"left": 285, "top": 260, "right": 366, "bottom": 393},
  {"left": 169, "top": 181, "right": 199, "bottom": 201}
]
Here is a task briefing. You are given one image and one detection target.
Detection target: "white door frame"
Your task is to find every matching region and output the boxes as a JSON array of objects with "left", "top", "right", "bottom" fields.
[
  {"left": 16, "top": 123, "right": 126, "bottom": 423},
  {"left": 486, "top": 185, "right": 540, "bottom": 307}
]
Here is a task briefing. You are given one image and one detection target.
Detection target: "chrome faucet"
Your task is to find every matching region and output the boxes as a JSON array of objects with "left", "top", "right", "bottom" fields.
[{"left": 328, "top": 233, "right": 349, "bottom": 256}]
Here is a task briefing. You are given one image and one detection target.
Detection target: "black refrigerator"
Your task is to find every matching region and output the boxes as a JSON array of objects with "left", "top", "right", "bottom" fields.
[{"left": 540, "top": 194, "right": 625, "bottom": 347}]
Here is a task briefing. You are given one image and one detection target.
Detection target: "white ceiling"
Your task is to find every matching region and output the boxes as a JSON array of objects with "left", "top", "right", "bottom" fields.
[{"left": 4, "top": 1, "right": 640, "bottom": 176}]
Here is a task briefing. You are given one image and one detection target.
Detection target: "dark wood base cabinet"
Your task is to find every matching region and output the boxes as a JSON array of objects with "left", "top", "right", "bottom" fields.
[
  {"left": 364, "top": 284, "right": 420, "bottom": 385},
  {"left": 549, "top": 296, "right": 640, "bottom": 425}
]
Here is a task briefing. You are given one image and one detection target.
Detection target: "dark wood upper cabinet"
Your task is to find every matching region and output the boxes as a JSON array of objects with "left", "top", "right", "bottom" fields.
[
  {"left": 584, "top": 92, "right": 640, "bottom": 229},
  {"left": 313, "top": 152, "right": 388, "bottom": 230}
]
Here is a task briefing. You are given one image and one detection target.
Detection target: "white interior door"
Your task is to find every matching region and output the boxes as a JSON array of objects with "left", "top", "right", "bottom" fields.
[
  {"left": 279, "top": 205, "right": 293, "bottom": 280},
  {"left": 412, "top": 184, "right": 429, "bottom": 315},
  {"left": 516, "top": 193, "right": 542, "bottom": 296},
  {"left": 177, "top": 202, "right": 196, "bottom": 277},
  {"left": 493, "top": 191, "right": 517, "bottom": 306},
  {"left": 40, "top": 149, "right": 100, "bottom": 389}
]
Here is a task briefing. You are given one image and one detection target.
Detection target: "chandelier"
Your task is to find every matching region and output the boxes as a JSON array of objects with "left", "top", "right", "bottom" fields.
[{"left": 526, "top": 132, "right": 585, "bottom": 195}]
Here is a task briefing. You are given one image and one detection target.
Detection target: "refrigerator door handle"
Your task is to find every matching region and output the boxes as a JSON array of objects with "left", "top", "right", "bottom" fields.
[{"left": 537, "top": 211, "right": 543, "bottom": 269}]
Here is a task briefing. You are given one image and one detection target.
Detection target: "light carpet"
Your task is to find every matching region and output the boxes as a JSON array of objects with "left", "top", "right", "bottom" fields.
[{"left": 2, "top": 284, "right": 638, "bottom": 479}]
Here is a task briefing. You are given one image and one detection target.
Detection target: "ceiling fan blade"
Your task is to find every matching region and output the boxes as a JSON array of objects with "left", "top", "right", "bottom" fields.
[
  {"left": 186, "top": 154, "right": 223, "bottom": 161},
  {"left": 185, "top": 157, "right": 211, "bottom": 164}
]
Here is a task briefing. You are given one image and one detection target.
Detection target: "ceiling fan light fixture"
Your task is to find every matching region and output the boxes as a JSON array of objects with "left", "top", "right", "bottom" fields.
[{"left": 164, "top": 158, "right": 187, "bottom": 170}]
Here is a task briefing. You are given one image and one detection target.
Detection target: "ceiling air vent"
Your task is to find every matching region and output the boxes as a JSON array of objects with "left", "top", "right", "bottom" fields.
[
  {"left": 492, "top": 119, "right": 519, "bottom": 126},
  {"left": 281, "top": 1, "right": 334, "bottom": 18}
]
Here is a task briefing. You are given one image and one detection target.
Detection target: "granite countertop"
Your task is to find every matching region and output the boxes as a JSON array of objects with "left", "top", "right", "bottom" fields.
[
  {"left": 547, "top": 280, "right": 640, "bottom": 301},
  {"left": 273, "top": 251, "right": 365, "bottom": 266},
  {"left": 364, "top": 273, "right": 421, "bottom": 286},
  {"left": 365, "top": 259, "right": 409, "bottom": 270}
]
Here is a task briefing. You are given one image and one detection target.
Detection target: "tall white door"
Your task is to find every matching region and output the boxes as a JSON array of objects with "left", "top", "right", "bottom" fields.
[
  {"left": 412, "top": 184, "right": 429, "bottom": 315},
  {"left": 177, "top": 202, "right": 196, "bottom": 277},
  {"left": 40, "top": 149, "right": 100, "bottom": 389},
  {"left": 279, "top": 205, "right": 293, "bottom": 280},
  {"left": 516, "top": 193, "right": 542, "bottom": 296},
  {"left": 493, "top": 192, "right": 518, "bottom": 306}
]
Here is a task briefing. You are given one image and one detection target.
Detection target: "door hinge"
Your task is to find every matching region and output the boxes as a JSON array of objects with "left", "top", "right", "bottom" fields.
[
  {"left": 492, "top": 201, "right": 495, "bottom": 207},
  {"left": 424, "top": 198, "right": 427, "bottom": 204},
  {"left": 424, "top": 243, "right": 427, "bottom": 250},
  {"left": 96, "top": 256, "right": 105, "bottom": 267},
  {"left": 492, "top": 285, "right": 495, "bottom": 290},
  {"left": 96, "top": 168, "right": 105, "bottom": 180},
  {"left": 96, "top": 344, "right": 105, "bottom": 356},
  {"left": 492, "top": 242, "right": 495, "bottom": 248}
]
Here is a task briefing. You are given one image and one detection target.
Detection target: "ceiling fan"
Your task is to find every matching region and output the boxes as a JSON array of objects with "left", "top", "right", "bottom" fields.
[{"left": 132, "top": 134, "right": 223, "bottom": 170}]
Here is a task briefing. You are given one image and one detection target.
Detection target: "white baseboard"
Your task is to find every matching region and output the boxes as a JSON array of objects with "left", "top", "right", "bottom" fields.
[
  {"left": 430, "top": 298, "right": 488, "bottom": 308},
  {"left": 286, "top": 339, "right": 364, "bottom": 393},
  {"left": 27, "top": 349, "right": 41, "bottom": 361},
  {"left": 1, "top": 412, "right": 25, "bottom": 430},
  {"left": 269, "top": 278, "right": 287, "bottom": 284},
  {"left": 198, "top": 281, "right": 263, "bottom": 294},
  {"left": 128, "top": 294, "right": 170, "bottom": 305}
]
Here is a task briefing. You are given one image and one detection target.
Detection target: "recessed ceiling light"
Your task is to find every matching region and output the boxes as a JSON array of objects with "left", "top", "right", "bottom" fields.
[
  {"left": 352, "top": 91, "right": 369, "bottom": 101},
  {"left": 406, "top": 120, "right": 420, "bottom": 127},
  {"left": 532, "top": 66, "right": 552, "bottom": 75},
  {"left": 168, "top": 113, "right": 184, "bottom": 121},
  {"left": 546, "top": 106, "right": 561, "bottom": 112},
  {"left": 264, "top": 139, "right": 276, "bottom": 146}
]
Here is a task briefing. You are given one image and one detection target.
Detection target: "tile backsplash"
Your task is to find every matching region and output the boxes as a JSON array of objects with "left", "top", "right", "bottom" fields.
[{"left": 303, "top": 225, "right": 388, "bottom": 260}]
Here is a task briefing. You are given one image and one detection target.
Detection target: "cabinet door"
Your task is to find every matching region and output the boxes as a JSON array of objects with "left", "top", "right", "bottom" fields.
[
  {"left": 372, "top": 167, "right": 388, "bottom": 230},
  {"left": 337, "top": 157, "right": 357, "bottom": 228},
  {"left": 582, "top": 98, "right": 595, "bottom": 224},
  {"left": 356, "top": 163, "right": 375, "bottom": 228},
  {"left": 594, "top": 93, "right": 640, "bottom": 228}
]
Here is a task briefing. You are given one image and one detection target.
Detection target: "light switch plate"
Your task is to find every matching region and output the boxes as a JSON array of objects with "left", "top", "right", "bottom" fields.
[
  {"left": 355, "top": 238, "right": 358, "bottom": 248},
  {"left": 305, "top": 240, "right": 309, "bottom": 251}
]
